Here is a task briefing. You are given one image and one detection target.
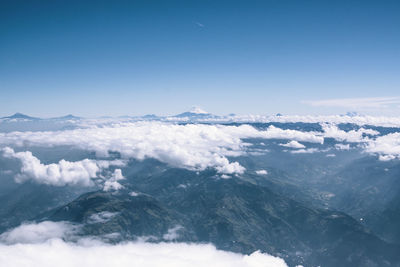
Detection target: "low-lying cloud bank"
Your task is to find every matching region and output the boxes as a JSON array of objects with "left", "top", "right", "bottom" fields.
[
  {"left": 1, "top": 121, "right": 399, "bottom": 185},
  {"left": 0, "top": 240, "right": 288, "bottom": 267},
  {"left": 0, "top": 221, "right": 288, "bottom": 267},
  {"left": 0, "top": 122, "right": 324, "bottom": 175},
  {"left": 165, "top": 114, "right": 400, "bottom": 127},
  {"left": 0, "top": 221, "right": 79, "bottom": 245}
]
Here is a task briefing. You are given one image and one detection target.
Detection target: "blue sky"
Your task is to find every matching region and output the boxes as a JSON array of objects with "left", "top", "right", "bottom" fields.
[{"left": 1, "top": 0, "right": 399, "bottom": 117}]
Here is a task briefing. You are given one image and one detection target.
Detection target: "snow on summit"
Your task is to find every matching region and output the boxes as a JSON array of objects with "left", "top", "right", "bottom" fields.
[{"left": 188, "top": 106, "right": 209, "bottom": 114}]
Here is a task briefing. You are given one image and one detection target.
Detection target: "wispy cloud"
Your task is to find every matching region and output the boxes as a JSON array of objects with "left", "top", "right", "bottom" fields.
[
  {"left": 195, "top": 22, "right": 205, "bottom": 28},
  {"left": 303, "top": 97, "right": 400, "bottom": 109}
]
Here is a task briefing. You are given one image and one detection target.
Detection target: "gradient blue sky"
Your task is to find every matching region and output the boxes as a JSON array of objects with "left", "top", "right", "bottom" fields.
[{"left": 1, "top": 0, "right": 399, "bottom": 117}]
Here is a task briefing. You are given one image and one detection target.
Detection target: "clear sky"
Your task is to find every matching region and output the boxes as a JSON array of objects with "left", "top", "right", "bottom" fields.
[{"left": 1, "top": 0, "right": 399, "bottom": 117}]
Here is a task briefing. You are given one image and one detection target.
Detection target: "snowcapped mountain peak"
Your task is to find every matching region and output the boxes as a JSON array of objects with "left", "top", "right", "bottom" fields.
[
  {"left": 173, "top": 107, "right": 213, "bottom": 118},
  {"left": 188, "top": 106, "right": 209, "bottom": 114}
]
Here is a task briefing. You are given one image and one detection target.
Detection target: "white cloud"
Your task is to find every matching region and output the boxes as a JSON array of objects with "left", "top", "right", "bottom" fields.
[
  {"left": 129, "top": 191, "right": 140, "bottom": 196},
  {"left": 87, "top": 212, "right": 119, "bottom": 224},
  {"left": 255, "top": 170, "right": 268, "bottom": 175},
  {"left": 162, "top": 225, "right": 183, "bottom": 241},
  {"left": 303, "top": 96, "right": 400, "bottom": 109},
  {"left": 215, "top": 160, "right": 245, "bottom": 174},
  {"left": 0, "top": 221, "right": 288, "bottom": 267},
  {"left": 1, "top": 121, "right": 399, "bottom": 171},
  {"left": 1, "top": 147, "right": 125, "bottom": 187},
  {"left": 290, "top": 148, "right": 320, "bottom": 154},
  {"left": 365, "top": 132, "right": 400, "bottom": 161},
  {"left": 378, "top": 155, "right": 397, "bottom": 161},
  {"left": 321, "top": 123, "right": 378, "bottom": 143},
  {"left": 0, "top": 221, "right": 79, "bottom": 245},
  {"left": 103, "top": 169, "right": 125, "bottom": 191},
  {"left": 0, "top": 240, "right": 288, "bottom": 267},
  {"left": 280, "top": 141, "right": 305, "bottom": 149},
  {"left": 243, "top": 125, "right": 323, "bottom": 144},
  {"left": 335, "top": 144, "right": 350, "bottom": 150},
  {"left": 2, "top": 147, "right": 99, "bottom": 186},
  {"left": 0, "top": 122, "right": 327, "bottom": 175}
]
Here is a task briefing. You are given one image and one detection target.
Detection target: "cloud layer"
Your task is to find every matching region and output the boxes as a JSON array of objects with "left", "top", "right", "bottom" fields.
[
  {"left": 0, "top": 122, "right": 324, "bottom": 175},
  {"left": 0, "top": 221, "right": 288, "bottom": 267},
  {"left": 303, "top": 96, "right": 400, "bottom": 109},
  {"left": 1, "top": 120, "right": 400, "bottom": 180},
  {"left": 0, "top": 240, "right": 288, "bottom": 267}
]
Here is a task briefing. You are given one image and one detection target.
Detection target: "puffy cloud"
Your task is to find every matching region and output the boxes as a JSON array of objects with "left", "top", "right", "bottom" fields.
[
  {"left": 0, "top": 221, "right": 79, "bottom": 245},
  {"left": 215, "top": 160, "right": 245, "bottom": 174},
  {"left": 1, "top": 121, "right": 399, "bottom": 172},
  {"left": 103, "top": 169, "right": 125, "bottom": 191},
  {"left": 365, "top": 133, "right": 400, "bottom": 160},
  {"left": 319, "top": 124, "right": 400, "bottom": 160},
  {"left": 2, "top": 147, "right": 99, "bottom": 186},
  {"left": 321, "top": 124, "right": 378, "bottom": 143},
  {"left": 0, "top": 221, "right": 288, "bottom": 267},
  {"left": 0, "top": 122, "right": 325, "bottom": 174},
  {"left": 1, "top": 147, "right": 125, "bottom": 187},
  {"left": 335, "top": 144, "right": 350, "bottom": 150},
  {"left": 379, "top": 155, "right": 397, "bottom": 161},
  {"left": 235, "top": 125, "right": 323, "bottom": 144},
  {"left": 255, "top": 170, "right": 268, "bottom": 175},
  {"left": 280, "top": 141, "right": 306, "bottom": 149}
]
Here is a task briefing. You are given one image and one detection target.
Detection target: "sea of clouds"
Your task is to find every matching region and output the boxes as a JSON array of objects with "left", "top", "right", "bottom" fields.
[{"left": 1, "top": 120, "right": 399, "bottom": 187}]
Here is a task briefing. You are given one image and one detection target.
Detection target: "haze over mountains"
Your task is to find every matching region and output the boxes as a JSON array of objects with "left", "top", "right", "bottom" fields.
[
  {"left": 3, "top": 107, "right": 400, "bottom": 125},
  {"left": 0, "top": 110, "right": 400, "bottom": 266}
]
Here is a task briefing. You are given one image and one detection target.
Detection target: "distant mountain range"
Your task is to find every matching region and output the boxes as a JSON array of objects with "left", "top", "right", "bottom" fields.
[
  {"left": 0, "top": 113, "right": 80, "bottom": 121},
  {"left": 1, "top": 113, "right": 40, "bottom": 121},
  {"left": 3, "top": 110, "right": 400, "bottom": 129},
  {"left": 0, "top": 108, "right": 220, "bottom": 122},
  {"left": 0, "top": 109, "right": 368, "bottom": 122},
  {"left": 51, "top": 114, "right": 81, "bottom": 120}
]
